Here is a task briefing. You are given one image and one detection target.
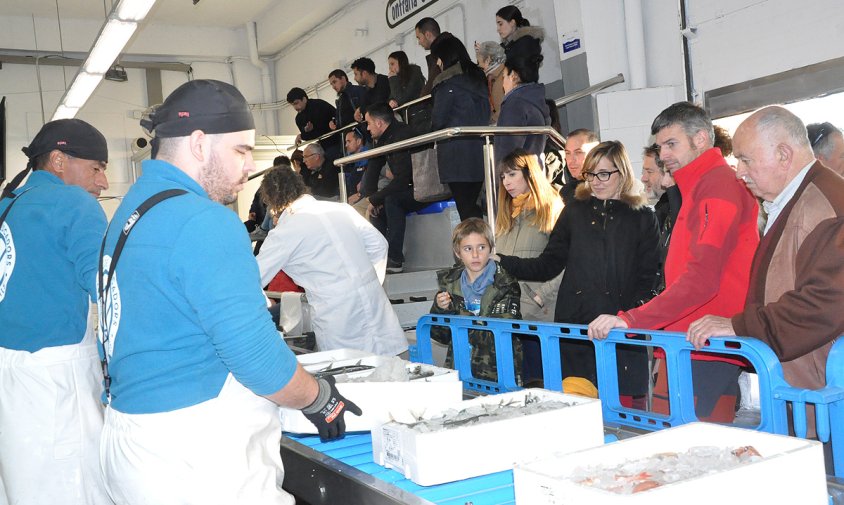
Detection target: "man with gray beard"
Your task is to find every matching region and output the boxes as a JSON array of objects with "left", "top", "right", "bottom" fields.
[{"left": 96, "top": 79, "right": 360, "bottom": 504}]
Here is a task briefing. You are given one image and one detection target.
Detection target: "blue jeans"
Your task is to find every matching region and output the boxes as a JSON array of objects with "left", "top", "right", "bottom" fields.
[{"left": 370, "top": 189, "right": 427, "bottom": 263}]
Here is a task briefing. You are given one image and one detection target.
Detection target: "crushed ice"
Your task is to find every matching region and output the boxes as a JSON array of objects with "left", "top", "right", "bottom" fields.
[
  {"left": 397, "top": 393, "right": 576, "bottom": 433},
  {"left": 571, "top": 445, "right": 763, "bottom": 494}
]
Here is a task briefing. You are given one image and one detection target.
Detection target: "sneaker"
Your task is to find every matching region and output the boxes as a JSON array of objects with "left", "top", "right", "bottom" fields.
[
  {"left": 386, "top": 259, "right": 404, "bottom": 274},
  {"left": 249, "top": 227, "right": 268, "bottom": 241}
]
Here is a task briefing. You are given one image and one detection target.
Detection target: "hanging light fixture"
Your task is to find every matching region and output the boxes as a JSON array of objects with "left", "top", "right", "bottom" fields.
[{"left": 52, "top": 0, "right": 157, "bottom": 120}]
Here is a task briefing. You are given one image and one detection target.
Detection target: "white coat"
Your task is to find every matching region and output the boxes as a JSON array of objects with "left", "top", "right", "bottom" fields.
[{"left": 257, "top": 195, "right": 407, "bottom": 356}]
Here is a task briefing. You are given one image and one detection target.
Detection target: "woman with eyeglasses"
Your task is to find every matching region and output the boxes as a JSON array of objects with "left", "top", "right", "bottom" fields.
[{"left": 497, "top": 141, "right": 659, "bottom": 404}]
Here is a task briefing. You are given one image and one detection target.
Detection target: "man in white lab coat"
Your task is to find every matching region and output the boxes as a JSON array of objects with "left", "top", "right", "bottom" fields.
[{"left": 256, "top": 165, "right": 408, "bottom": 356}]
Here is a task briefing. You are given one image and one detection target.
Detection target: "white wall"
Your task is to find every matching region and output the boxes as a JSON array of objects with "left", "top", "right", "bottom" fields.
[{"left": 686, "top": 0, "right": 844, "bottom": 100}]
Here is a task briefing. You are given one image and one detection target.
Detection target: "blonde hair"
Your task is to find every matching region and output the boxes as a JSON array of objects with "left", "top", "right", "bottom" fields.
[
  {"left": 577, "top": 141, "right": 639, "bottom": 202},
  {"left": 452, "top": 217, "right": 494, "bottom": 254},
  {"left": 495, "top": 149, "right": 563, "bottom": 235}
]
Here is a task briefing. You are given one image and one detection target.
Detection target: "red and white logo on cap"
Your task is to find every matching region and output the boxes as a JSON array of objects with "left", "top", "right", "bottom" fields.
[
  {"left": 57, "top": 141, "right": 67, "bottom": 145},
  {"left": 178, "top": 111, "right": 190, "bottom": 118}
]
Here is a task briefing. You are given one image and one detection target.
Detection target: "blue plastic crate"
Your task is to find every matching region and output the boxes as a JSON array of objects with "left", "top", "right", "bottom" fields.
[{"left": 411, "top": 314, "right": 844, "bottom": 477}]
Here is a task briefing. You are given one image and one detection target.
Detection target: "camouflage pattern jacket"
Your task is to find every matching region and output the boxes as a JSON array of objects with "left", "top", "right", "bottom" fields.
[{"left": 429, "top": 261, "right": 522, "bottom": 382}]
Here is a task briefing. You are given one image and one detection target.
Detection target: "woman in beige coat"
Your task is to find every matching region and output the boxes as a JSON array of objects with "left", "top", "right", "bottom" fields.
[
  {"left": 475, "top": 41, "right": 506, "bottom": 124},
  {"left": 495, "top": 148, "right": 564, "bottom": 385}
]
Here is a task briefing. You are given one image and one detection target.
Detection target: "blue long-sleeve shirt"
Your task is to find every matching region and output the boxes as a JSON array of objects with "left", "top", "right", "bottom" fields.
[
  {"left": 0, "top": 170, "right": 106, "bottom": 352},
  {"left": 99, "top": 159, "right": 297, "bottom": 414}
]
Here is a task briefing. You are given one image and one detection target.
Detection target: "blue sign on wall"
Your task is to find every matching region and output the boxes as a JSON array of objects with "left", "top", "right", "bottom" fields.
[{"left": 563, "top": 39, "right": 582, "bottom": 53}]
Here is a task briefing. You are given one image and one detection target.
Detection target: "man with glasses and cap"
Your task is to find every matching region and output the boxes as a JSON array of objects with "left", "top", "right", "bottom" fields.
[
  {"left": 807, "top": 122, "right": 844, "bottom": 176},
  {"left": 0, "top": 119, "right": 112, "bottom": 504},
  {"left": 97, "top": 79, "right": 360, "bottom": 505}
]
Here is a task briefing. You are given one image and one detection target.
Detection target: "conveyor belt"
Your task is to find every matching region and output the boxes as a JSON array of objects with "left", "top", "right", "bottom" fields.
[{"left": 281, "top": 433, "right": 516, "bottom": 505}]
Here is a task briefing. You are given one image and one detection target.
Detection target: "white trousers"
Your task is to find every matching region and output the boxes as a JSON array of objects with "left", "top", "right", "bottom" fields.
[
  {"left": 100, "top": 374, "right": 294, "bottom": 505},
  {"left": 0, "top": 317, "right": 112, "bottom": 505}
]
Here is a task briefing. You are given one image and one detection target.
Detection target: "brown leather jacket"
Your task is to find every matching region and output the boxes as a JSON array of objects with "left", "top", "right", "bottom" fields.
[{"left": 733, "top": 162, "right": 844, "bottom": 390}]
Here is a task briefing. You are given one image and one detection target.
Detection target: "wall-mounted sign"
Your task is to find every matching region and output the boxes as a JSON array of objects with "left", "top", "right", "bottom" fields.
[
  {"left": 560, "top": 29, "right": 584, "bottom": 61},
  {"left": 386, "top": 0, "right": 440, "bottom": 29}
]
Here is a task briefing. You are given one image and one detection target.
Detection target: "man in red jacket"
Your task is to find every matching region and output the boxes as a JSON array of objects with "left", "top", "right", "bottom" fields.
[{"left": 589, "top": 102, "right": 759, "bottom": 421}]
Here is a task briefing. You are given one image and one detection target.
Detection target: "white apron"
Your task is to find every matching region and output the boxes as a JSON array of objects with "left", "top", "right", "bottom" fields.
[
  {"left": 100, "top": 373, "right": 294, "bottom": 505},
  {"left": 0, "top": 312, "right": 112, "bottom": 505}
]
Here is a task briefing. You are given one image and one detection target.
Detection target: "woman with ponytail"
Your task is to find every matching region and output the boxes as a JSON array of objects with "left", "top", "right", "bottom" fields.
[{"left": 496, "top": 5, "right": 544, "bottom": 60}]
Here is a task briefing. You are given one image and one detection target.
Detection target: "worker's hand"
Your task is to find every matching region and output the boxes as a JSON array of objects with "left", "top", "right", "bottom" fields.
[
  {"left": 304, "top": 121, "right": 314, "bottom": 132},
  {"left": 367, "top": 203, "right": 381, "bottom": 218},
  {"left": 348, "top": 193, "right": 361, "bottom": 205},
  {"left": 294, "top": 134, "right": 303, "bottom": 146},
  {"left": 389, "top": 99, "right": 398, "bottom": 109},
  {"left": 329, "top": 120, "right": 337, "bottom": 130},
  {"left": 435, "top": 291, "right": 452, "bottom": 310},
  {"left": 302, "top": 376, "right": 362, "bottom": 441},
  {"left": 354, "top": 108, "right": 363, "bottom": 123},
  {"left": 686, "top": 315, "right": 736, "bottom": 350},
  {"left": 587, "top": 314, "right": 628, "bottom": 340}
]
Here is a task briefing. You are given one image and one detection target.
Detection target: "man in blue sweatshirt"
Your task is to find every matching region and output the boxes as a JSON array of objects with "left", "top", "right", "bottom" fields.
[
  {"left": 97, "top": 79, "right": 360, "bottom": 504},
  {"left": 0, "top": 118, "right": 112, "bottom": 504}
]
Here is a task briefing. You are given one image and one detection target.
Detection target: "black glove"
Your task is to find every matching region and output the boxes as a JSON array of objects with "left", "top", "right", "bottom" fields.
[{"left": 301, "top": 375, "right": 362, "bottom": 441}]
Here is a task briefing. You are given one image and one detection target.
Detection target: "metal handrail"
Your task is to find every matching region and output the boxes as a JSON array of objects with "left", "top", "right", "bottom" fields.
[
  {"left": 333, "top": 125, "right": 567, "bottom": 231},
  {"left": 295, "top": 94, "right": 433, "bottom": 150},
  {"left": 334, "top": 126, "right": 565, "bottom": 165},
  {"left": 555, "top": 73, "right": 625, "bottom": 107}
]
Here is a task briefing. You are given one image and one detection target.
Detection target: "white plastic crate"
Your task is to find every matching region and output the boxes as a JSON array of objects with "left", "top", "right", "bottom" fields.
[
  {"left": 372, "top": 389, "right": 604, "bottom": 486},
  {"left": 279, "top": 353, "right": 461, "bottom": 434},
  {"left": 514, "top": 422, "right": 827, "bottom": 504},
  {"left": 295, "top": 348, "right": 375, "bottom": 368}
]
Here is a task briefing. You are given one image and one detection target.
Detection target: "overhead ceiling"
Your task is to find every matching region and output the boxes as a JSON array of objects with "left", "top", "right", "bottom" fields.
[{"left": 4, "top": 0, "right": 349, "bottom": 54}]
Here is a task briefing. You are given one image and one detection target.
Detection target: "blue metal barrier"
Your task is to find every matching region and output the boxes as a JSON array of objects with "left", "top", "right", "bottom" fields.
[{"left": 411, "top": 314, "right": 844, "bottom": 477}]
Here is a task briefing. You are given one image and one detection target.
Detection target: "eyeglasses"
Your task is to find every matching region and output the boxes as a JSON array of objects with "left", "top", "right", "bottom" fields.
[
  {"left": 303, "top": 152, "right": 319, "bottom": 159},
  {"left": 584, "top": 170, "right": 619, "bottom": 182},
  {"left": 810, "top": 124, "right": 833, "bottom": 148}
]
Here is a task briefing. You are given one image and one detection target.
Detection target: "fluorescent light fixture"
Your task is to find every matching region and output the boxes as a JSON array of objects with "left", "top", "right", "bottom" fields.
[
  {"left": 53, "top": 105, "right": 80, "bottom": 120},
  {"left": 51, "top": 0, "right": 157, "bottom": 121},
  {"left": 64, "top": 72, "right": 106, "bottom": 108},
  {"left": 83, "top": 20, "right": 139, "bottom": 74},
  {"left": 115, "top": 0, "right": 156, "bottom": 21}
]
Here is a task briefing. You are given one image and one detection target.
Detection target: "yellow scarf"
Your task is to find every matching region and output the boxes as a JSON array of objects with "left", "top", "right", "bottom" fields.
[{"left": 510, "top": 192, "right": 535, "bottom": 218}]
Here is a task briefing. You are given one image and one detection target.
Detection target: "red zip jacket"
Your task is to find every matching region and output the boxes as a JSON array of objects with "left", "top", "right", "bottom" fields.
[{"left": 619, "top": 148, "right": 759, "bottom": 335}]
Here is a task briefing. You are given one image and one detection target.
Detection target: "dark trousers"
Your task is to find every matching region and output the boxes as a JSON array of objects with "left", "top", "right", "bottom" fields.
[
  {"left": 370, "top": 189, "right": 427, "bottom": 263},
  {"left": 448, "top": 181, "right": 484, "bottom": 221}
]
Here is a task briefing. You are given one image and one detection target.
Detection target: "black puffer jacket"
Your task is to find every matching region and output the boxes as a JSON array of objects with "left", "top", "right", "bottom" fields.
[
  {"left": 430, "top": 64, "right": 491, "bottom": 183},
  {"left": 498, "top": 185, "right": 659, "bottom": 394}
]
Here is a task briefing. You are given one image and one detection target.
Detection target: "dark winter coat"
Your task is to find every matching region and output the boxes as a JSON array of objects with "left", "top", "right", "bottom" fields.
[
  {"left": 335, "top": 84, "right": 366, "bottom": 129},
  {"left": 358, "top": 74, "right": 391, "bottom": 116},
  {"left": 498, "top": 186, "right": 660, "bottom": 394},
  {"left": 389, "top": 64, "right": 426, "bottom": 107},
  {"left": 361, "top": 120, "right": 414, "bottom": 205},
  {"left": 501, "top": 25, "right": 545, "bottom": 60},
  {"left": 295, "top": 98, "right": 339, "bottom": 150},
  {"left": 430, "top": 64, "right": 491, "bottom": 183},
  {"left": 495, "top": 82, "right": 551, "bottom": 167}
]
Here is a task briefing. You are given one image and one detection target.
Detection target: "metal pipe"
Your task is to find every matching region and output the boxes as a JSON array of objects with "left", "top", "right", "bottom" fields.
[
  {"left": 555, "top": 73, "right": 625, "bottom": 107},
  {"left": 483, "top": 136, "right": 497, "bottom": 232},
  {"left": 0, "top": 50, "right": 192, "bottom": 72},
  {"left": 623, "top": 0, "right": 647, "bottom": 89},
  {"left": 285, "top": 95, "right": 433, "bottom": 151},
  {"left": 247, "top": 22, "right": 274, "bottom": 135}
]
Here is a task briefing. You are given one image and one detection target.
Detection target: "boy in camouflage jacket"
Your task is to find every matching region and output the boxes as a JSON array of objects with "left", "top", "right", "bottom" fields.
[{"left": 430, "top": 218, "right": 522, "bottom": 383}]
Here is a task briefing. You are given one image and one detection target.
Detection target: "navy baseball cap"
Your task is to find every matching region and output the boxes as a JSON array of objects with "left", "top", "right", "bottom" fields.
[
  {"left": 142, "top": 79, "right": 255, "bottom": 138},
  {"left": 22, "top": 118, "right": 108, "bottom": 168}
]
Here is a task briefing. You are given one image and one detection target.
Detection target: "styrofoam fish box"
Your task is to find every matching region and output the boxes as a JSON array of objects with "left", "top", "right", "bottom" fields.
[
  {"left": 372, "top": 389, "right": 604, "bottom": 486},
  {"left": 296, "top": 348, "right": 375, "bottom": 368},
  {"left": 279, "top": 354, "right": 461, "bottom": 434},
  {"left": 514, "top": 422, "right": 827, "bottom": 504}
]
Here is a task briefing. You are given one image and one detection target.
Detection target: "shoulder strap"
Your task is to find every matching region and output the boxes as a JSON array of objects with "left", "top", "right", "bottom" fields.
[
  {"left": 0, "top": 187, "right": 35, "bottom": 230},
  {"left": 98, "top": 188, "right": 187, "bottom": 402}
]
